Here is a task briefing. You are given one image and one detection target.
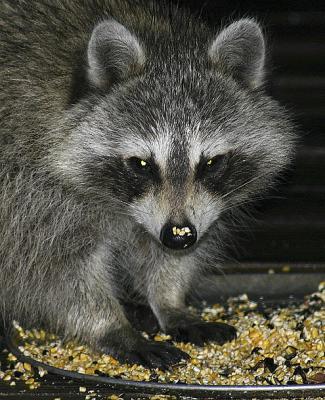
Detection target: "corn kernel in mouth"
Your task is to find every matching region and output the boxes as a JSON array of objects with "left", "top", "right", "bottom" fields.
[{"left": 172, "top": 226, "right": 192, "bottom": 236}]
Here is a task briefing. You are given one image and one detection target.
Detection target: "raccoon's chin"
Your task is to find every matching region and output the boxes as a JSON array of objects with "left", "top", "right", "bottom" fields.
[
  {"left": 162, "top": 244, "right": 199, "bottom": 255},
  {"left": 157, "top": 238, "right": 199, "bottom": 255}
]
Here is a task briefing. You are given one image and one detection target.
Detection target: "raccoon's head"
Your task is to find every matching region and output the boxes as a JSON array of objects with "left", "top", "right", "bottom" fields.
[{"left": 56, "top": 17, "right": 295, "bottom": 251}]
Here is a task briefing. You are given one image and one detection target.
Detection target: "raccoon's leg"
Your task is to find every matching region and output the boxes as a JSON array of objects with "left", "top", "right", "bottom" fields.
[
  {"left": 58, "top": 245, "right": 188, "bottom": 369},
  {"left": 148, "top": 257, "right": 236, "bottom": 346}
]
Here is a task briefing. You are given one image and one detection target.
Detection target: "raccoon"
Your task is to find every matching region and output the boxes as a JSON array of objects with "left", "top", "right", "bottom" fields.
[{"left": 0, "top": 0, "right": 295, "bottom": 368}]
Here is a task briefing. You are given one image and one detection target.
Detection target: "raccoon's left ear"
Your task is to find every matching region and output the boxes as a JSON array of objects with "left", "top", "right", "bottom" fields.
[
  {"left": 208, "top": 19, "right": 265, "bottom": 89},
  {"left": 87, "top": 19, "right": 145, "bottom": 89}
]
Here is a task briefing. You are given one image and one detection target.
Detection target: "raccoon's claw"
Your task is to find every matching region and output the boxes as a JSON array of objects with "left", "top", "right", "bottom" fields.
[
  {"left": 136, "top": 340, "right": 190, "bottom": 370},
  {"left": 168, "top": 321, "right": 237, "bottom": 346},
  {"left": 104, "top": 339, "right": 190, "bottom": 370}
]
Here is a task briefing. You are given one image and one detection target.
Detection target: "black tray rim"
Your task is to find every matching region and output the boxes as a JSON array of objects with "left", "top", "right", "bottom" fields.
[{"left": 5, "top": 331, "right": 325, "bottom": 399}]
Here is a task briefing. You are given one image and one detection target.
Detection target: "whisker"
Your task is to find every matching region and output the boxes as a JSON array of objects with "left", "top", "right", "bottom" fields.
[
  {"left": 221, "top": 171, "right": 272, "bottom": 200},
  {"left": 111, "top": 199, "right": 153, "bottom": 218},
  {"left": 221, "top": 196, "right": 264, "bottom": 214}
]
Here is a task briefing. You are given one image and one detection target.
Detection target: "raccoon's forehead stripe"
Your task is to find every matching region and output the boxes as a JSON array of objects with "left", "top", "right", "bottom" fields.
[{"left": 166, "top": 137, "right": 190, "bottom": 186}]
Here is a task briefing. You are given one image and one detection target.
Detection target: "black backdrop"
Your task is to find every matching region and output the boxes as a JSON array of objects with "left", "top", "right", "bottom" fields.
[{"left": 170, "top": 1, "right": 325, "bottom": 262}]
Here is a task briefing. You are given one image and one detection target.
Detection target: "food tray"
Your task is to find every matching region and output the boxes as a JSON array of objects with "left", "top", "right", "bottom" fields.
[{"left": 5, "top": 263, "right": 325, "bottom": 399}]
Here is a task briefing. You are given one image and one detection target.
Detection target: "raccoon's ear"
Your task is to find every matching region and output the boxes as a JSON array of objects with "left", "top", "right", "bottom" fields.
[
  {"left": 208, "top": 19, "right": 265, "bottom": 89},
  {"left": 87, "top": 19, "right": 145, "bottom": 89}
]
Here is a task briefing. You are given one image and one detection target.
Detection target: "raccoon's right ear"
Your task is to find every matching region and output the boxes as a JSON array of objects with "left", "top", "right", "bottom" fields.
[
  {"left": 87, "top": 19, "right": 145, "bottom": 89},
  {"left": 208, "top": 19, "right": 265, "bottom": 89}
]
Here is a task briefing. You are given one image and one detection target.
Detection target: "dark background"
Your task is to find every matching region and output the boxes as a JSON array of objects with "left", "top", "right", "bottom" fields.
[{"left": 172, "top": 0, "right": 325, "bottom": 263}]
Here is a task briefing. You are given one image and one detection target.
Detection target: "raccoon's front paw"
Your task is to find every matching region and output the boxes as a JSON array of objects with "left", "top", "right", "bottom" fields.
[
  {"left": 167, "top": 320, "right": 237, "bottom": 346},
  {"left": 100, "top": 335, "right": 190, "bottom": 370}
]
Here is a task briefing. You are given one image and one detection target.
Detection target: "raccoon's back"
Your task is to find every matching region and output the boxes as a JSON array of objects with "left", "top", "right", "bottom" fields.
[
  {"left": 0, "top": 0, "right": 159, "bottom": 159},
  {"left": 0, "top": 0, "right": 147, "bottom": 97}
]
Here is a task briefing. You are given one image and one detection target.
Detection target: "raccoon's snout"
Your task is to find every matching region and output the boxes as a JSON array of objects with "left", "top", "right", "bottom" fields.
[{"left": 160, "top": 221, "right": 197, "bottom": 250}]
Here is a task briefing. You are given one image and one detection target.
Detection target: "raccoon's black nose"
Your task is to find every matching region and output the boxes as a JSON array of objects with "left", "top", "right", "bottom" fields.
[{"left": 160, "top": 222, "right": 197, "bottom": 250}]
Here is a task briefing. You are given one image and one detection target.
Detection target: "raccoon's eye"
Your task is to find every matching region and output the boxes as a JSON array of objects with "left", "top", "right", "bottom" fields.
[
  {"left": 198, "top": 154, "right": 229, "bottom": 177},
  {"left": 206, "top": 156, "right": 223, "bottom": 169},
  {"left": 128, "top": 157, "right": 152, "bottom": 173}
]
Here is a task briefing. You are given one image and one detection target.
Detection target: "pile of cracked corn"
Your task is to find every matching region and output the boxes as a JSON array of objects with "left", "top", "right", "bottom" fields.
[{"left": 0, "top": 282, "right": 324, "bottom": 393}]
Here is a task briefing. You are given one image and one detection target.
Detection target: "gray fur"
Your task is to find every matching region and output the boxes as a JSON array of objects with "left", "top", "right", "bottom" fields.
[
  {"left": 209, "top": 18, "right": 265, "bottom": 88},
  {"left": 0, "top": 0, "right": 296, "bottom": 363},
  {"left": 88, "top": 19, "right": 145, "bottom": 88}
]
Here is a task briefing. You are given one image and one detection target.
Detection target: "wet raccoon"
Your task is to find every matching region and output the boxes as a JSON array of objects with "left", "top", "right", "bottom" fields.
[{"left": 0, "top": 1, "right": 295, "bottom": 368}]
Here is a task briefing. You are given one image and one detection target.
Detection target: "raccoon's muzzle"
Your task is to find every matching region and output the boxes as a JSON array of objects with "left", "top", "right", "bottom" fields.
[{"left": 160, "top": 221, "right": 197, "bottom": 250}]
